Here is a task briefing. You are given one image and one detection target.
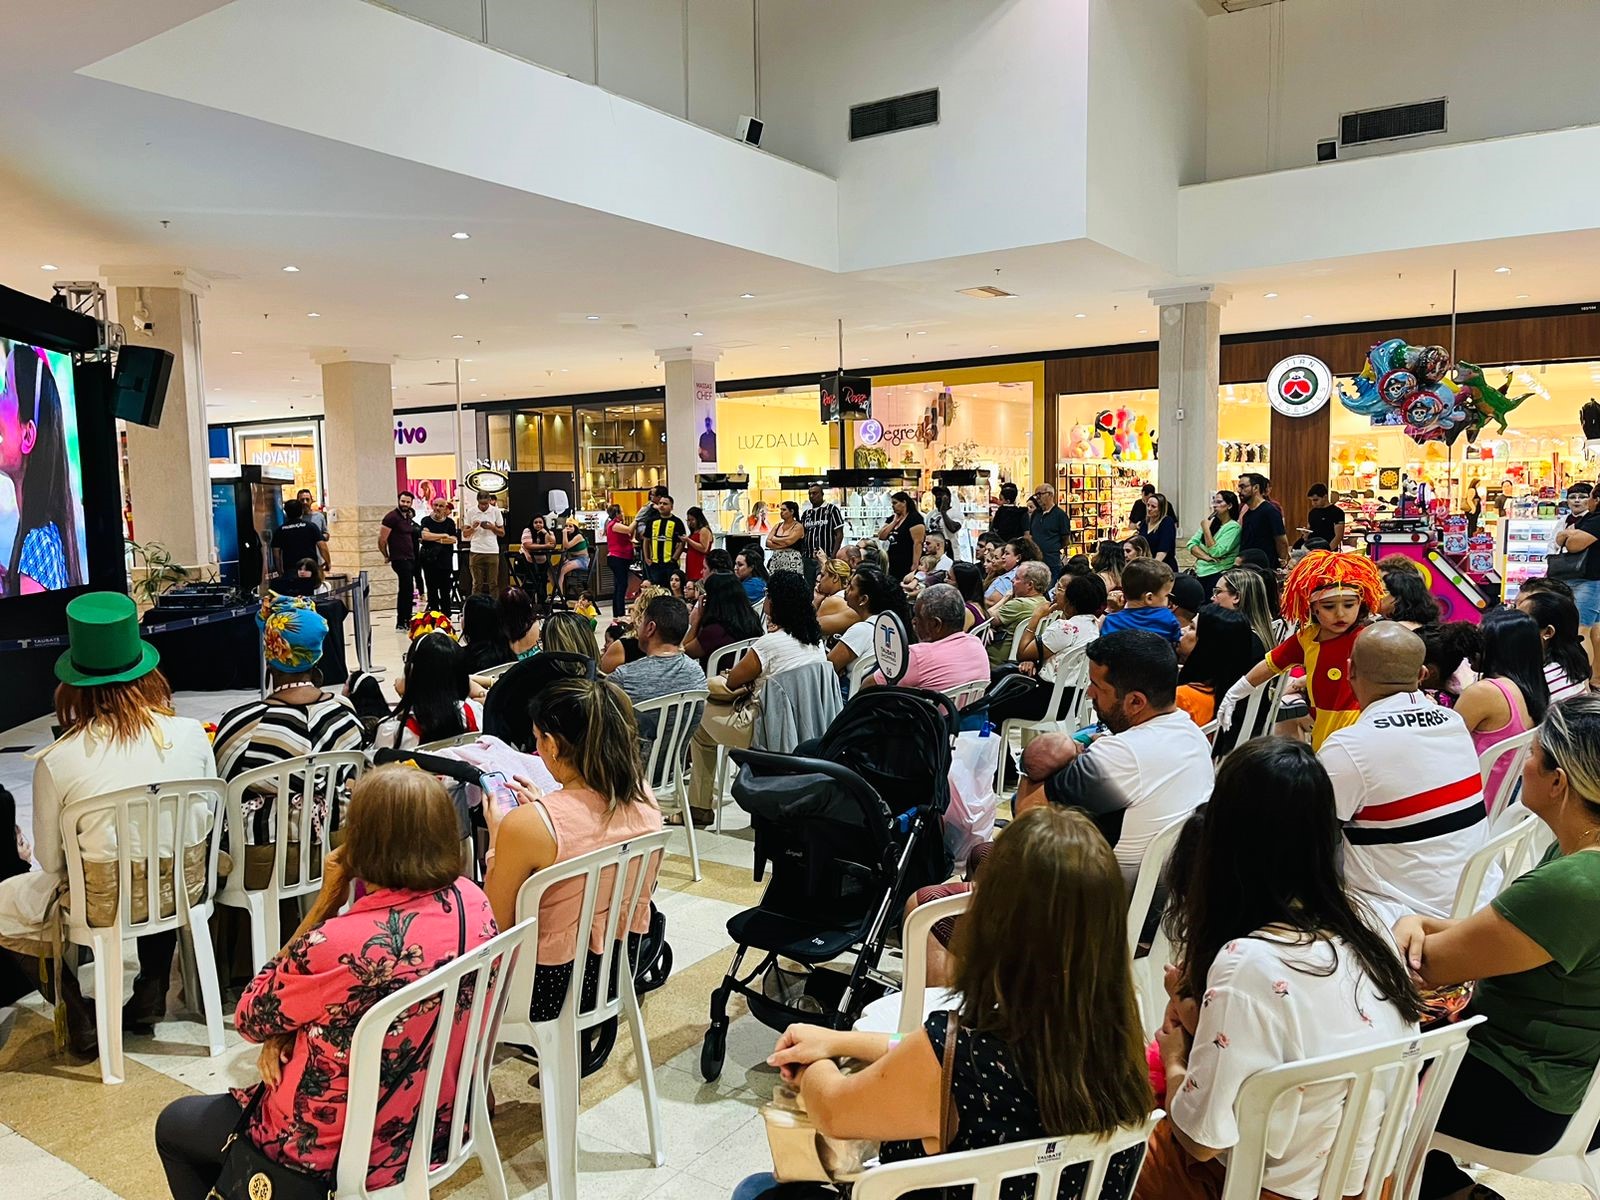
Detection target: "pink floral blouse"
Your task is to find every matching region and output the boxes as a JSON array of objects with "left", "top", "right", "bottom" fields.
[{"left": 233, "top": 880, "right": 498, "bottom": 1187}]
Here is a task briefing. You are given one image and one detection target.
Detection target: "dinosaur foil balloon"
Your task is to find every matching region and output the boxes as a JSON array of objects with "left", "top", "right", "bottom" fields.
[
  {"left": 1339, "top": 339, "right": 1475, "bottom": 445},
  {"left": 1450, "top": 362, "right": 1533, "bottom": 438}
]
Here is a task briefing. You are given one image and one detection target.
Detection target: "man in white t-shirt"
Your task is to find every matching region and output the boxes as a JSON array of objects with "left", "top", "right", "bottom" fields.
[
  {"left": 463, "top": 493, "right": 505, "bottom": 596},
  {"left": 1318, "top": 623, "right": 1489, "bottom": 927},
  {"left": 1016, "top": 629, "right": 1212, "bottom": 888}
]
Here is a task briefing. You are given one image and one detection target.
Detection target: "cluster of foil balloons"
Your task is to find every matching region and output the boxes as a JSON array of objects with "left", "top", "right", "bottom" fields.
[{"left": 1339, "top": 338, "right": 1532, "bottom": 445}]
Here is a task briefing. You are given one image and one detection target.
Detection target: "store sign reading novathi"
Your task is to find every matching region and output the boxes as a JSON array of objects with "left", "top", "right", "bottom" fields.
[{"left": 1267, "top": 355, "right": 1334, "bottom": 418}]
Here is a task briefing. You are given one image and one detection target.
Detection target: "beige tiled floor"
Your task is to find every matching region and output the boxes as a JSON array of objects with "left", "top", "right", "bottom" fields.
[{"left": 0, "top": 607, "right": 1587, "bottom": 1199}]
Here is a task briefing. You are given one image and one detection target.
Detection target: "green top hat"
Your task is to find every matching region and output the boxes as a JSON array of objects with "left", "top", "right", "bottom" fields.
[{"left": 54, "top": 592, "right": 161, "bottom": 687}]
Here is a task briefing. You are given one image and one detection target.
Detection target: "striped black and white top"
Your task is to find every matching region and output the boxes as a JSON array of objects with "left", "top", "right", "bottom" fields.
[{"left": 214, "top": 694, "right": 366, "bottom": 842}]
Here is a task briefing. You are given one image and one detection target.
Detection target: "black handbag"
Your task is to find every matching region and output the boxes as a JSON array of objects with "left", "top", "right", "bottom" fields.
[
  {"left": 209, "top": 887, "right": 468, "bottom": 1200},
  {"left": 1547, "top": 547, "right": 1590, "bottom": 582}
]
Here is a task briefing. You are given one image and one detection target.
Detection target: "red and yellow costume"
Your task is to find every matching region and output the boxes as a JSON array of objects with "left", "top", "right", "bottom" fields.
[{"left": 1264, "top": 551, "right": 1385, "bottom": 750}]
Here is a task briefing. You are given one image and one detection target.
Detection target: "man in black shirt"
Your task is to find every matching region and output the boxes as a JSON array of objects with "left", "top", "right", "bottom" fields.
[
  {"left": 1304, "top": 484, "right": 1347, "bottom": 548},
  {"left": 1028, "top": 484, "right": 1070, "bottom": 579},
  {"left": 1128, "top": 483, "right": 1156, "bottom": 532},
  {"left": 378, "top": 491, "right": 419, "bottom": 627},
  {"left": 1554, "top": 483, "right": 1600, "bottom": 683},
  {"left": 641, "top": 493, "right": 687, "bottom": 586},
  {"left": 1236, "top": 472, "right": 1288, "bottom": 568},
  {"left": 801, "top": 483, "right": 845, "bottom": 590},
  {"left": 417, "top": 496, "right": 460, "bottom": 615},
  {"left": 273, "top": 499, "right": 329, "bottom": 576},
  {"left": 990, "top": 481, "right": 1027, "bottom": 541}
]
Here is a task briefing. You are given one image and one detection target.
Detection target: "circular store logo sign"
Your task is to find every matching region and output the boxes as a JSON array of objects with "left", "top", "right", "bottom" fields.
[
  {"left": 858, "top": 418, "right": 884, "bottom": 446},
  {"left": 1267, "top": 355, "right": 1333, "bottom": 418}
]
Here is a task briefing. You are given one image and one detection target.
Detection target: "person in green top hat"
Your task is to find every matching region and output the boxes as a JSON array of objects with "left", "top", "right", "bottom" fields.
[{"left": 0, "top": 591, "right": 216, "bottom": 1058}]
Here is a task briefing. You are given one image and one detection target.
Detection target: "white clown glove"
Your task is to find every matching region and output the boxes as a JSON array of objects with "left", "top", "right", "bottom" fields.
[{"left": 1218, "top": 675, "right": 1256, "bottom": 732}]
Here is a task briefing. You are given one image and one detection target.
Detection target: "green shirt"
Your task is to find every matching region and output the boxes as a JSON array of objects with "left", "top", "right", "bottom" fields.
[
  {"left": 1473, "top": 844, "right": 1600, "bottom": 1113},
  {"left": 1185, "top": 519, "right": 1241, "bottom": 578},
  {"left": 987, "top": 596, "right": 1045, "bottom": 667}
]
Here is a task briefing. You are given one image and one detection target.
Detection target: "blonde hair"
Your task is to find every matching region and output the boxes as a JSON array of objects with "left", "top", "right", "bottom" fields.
[
  {"left": 528, "top": 678, "right": 653, "bottom": 813},
  {"left": 341, "top": 765, "right": 464, "bottom": 891},
  {"left": 55, "top": 671, "right": 174, "bottom": 744},
  {"left": 1538, "top": 695, "right": 1600, "bottom": 814}
]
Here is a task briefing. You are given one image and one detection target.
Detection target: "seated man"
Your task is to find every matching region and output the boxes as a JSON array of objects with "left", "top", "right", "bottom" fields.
[
  {"left": 609, "top": 595, "right": 706, "bottom": 742},
  {"left": 986, "top": 561, "right": 1050, "bottom": 667},
  {"left": 867, "top": 584, "right": 990, "bottom": 694},
  {"left": 1317, "top": 622, "right": 1489, "bottom": 929},
  {"left": 1016, "top": 630, "right": 1212, "bottom": 889}
]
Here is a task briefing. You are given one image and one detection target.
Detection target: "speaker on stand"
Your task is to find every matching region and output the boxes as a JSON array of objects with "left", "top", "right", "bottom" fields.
[{"left": 113, "top": 345, "right": 174, "bottom": 426}]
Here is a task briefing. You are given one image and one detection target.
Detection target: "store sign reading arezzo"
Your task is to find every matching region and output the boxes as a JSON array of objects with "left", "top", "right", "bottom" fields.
[{"left": 1267, "top": 355, "right": 1334, "bottom": 419}]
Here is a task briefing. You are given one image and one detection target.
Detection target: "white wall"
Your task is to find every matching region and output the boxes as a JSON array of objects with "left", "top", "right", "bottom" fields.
[
  {"left": 1207, "top": 0, "right": 1600, "bottom": 181},
  {"left": 1085, "top": 0, "right": 1206, "bottom": 266},
  {"left": 756, "top": 0, "right": 1093, "bottom": 271}
]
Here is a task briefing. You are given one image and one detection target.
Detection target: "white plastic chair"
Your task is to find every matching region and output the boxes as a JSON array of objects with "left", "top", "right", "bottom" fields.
[
  {"left": 845, "top": 651, "right": 879, "bottom": 697},
  {"left": 416, "top": 732, "right": 484, "bottom": 753},
  {"left": 992, "top": 660, "right": 1089, "bottom": 803},
  {"left": 946, "top": 678, "right": 990, "bottom": 711},
  {"left": 633, "top": 688, "right": 709, "bottom": 882},
  {"left": 473, "top": 660, "right": 517, "bottom": 685},
  {"left": 1221, "top": 1019, "right": 1483, "bottom": 1200},
  {"left": 497, "top": 832, "right": 669, "bottom": 1200},
  {"left": 1218, "top": 673, "right": 1285, "bottom": 756},
  {"left": 1480, "top": 727, "right": 1538, "bottom": 827},
  {"left": 897, "top": 892, "right": 972, "bottom": 1034},
  {"left": 59, "top": 779, "right": 227, "bottom": 1085},
  {"left": 1125, "top": 816, "right": 1190, "bottom": 1037},
  {"left": 1005, "top": 617, "right": 1029, "bottom": 662},
  {"left": 1450, "top": 809, "right": 1545, "bottom": 920},
  {"left": 853, "top": 1116, "right": 1162, "bottom": 1200},
  {"left": 703, "top": 636, "right": 760, "bottom": 828},
  {"left": 336, "top": 917, "right": 536, "bottom": 1200},
  {"left": 216, "top": 750, "right": 369, "bottom": 972},
  {"left": 1433, "top": 1053, "right": 1600, "bottom": 1199},
  {"left": 968, "top": 617, "right": 992, "bottom": 641}
]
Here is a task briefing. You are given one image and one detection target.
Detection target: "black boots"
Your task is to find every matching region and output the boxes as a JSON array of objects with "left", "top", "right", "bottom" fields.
[{"left": 122, "top": 972, "right": 168, "bottom": 1033}]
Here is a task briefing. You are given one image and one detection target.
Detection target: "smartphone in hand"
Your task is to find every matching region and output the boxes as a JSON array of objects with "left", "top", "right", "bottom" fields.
[{"left": 480, "top": 771, "right": 517, "bottom": 816}]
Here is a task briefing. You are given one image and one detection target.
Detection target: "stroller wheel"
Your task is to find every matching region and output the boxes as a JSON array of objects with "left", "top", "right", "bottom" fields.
[
  {"left": 582, "top": 1019, "right": 619, "bottom": 1077},
  {"left": 700, "top": 1021, "right": 727, "bottom": 1082},
  {"left": 638, "top": 942, "right": 673, "bottom": 996}
]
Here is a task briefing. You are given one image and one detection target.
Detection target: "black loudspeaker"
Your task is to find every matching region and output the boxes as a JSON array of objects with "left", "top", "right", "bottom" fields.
[{"left": 113, "top": 345, "right": 174, "bottom": 426}]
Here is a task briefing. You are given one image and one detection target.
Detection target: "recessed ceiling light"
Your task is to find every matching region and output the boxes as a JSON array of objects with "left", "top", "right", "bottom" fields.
[
  {"left": 213, "top": 387, "right": 222, "bottom": 392},
  {"left": 780, "top": 345, "right": 790, "bottom": 350},
  {"left": 231, "top": 350, "right": 243, "bottom": 355},
  {"left": 1494, "top": 266, "right": 1512, "bottom": 273},
  {"left": 455, "top": 293, "right": 470, "bottom": 301},
  {"left": 40, "top": 264, "right": 57, "bottom": 271},
  {"left": 585, "top": 314, "right": 599, "bottom": 320},
  {"left": 1138, "top": 329, "right": 1149, "bottom": 336},
  {"left": 860, "top": 357, "right": 868, "bottom": 362},
  {"left": 480, "top": 393, "right": 487, "bottom": 398},
  {"left": 282, "top": 265, "right": 299, "bottom": 272},
  {"left": 306, "top": 312, "right": 320, "bottom": 318},
  {"left": 740, "top": 293, "right": 755, "bottom": 300},
  {"left": 1303, "top": 314, "right": 1315, "bottom": 320},
  {"left": 989, "top": 344, "right": 999, "bottom": 350},
  {"left": 560, "top": 368, "right": 569, "bottom": 373},
  {"left": 1263, "top": 292, "right": 1279, "bottom": 299},
  {"left": 1516, "top": 293, "right": 1530, "bottom": 300},
  {"left": 916, "top": 330, "right": 927, "bottom": 336},
  {"left": 1074, "top": 313, "right": 1087, "bottom": 319},
  {"left": 468, "top": 377, "right": 477, "bottom": 382},
  {"left": 451, "top": 231, "right": 470, "bottom": 240},
  {"left": 451, "top": 334, "right": 464, "bottom": 339},
  {"left": 692, "top": 331, "right": 703, "bottom": 337}
]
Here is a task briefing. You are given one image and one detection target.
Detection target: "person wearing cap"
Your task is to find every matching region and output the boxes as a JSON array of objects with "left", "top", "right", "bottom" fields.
[
  {"left": 0, "top": 592, "right": 216, "bottom": 1054},
  {"left": 213, "top": 595, "right": 365, "bottom": 890}
]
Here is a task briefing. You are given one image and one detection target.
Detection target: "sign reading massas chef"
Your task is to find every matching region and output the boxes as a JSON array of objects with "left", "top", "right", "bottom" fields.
[
  {"left": 392, "top": 412, "right": 458, "bottom": 456},
  {"left": 1266, "top": 355, "right": 1334, "bottom": 419}
]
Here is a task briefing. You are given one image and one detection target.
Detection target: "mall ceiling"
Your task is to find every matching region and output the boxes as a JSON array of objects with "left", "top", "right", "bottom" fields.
[{"left": 1, "top": 0, "right": 1594, "bottom": 425}]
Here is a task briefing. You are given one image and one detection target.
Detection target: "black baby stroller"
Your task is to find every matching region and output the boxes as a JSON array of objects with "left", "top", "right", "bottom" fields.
[{"left": 699, "top": 686, "right": 958, "bottom": 1081}]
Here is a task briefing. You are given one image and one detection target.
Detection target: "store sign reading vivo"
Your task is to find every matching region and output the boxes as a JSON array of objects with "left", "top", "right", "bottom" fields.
[{"left": 394, "top": 420, "right": 429, "bottom": 446}]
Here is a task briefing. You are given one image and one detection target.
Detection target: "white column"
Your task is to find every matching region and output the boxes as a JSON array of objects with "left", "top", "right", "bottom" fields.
[
  {"left": 1150, "top": 284, "right": 1229, "bottom": 559},
  {"left": 106, "top": 267, "right": 215, "bottom": 572},
  {"left": 319, "top": 356, "right": 396, "bottom": 605},
  {"left": 658, "top": 346, "right": 720, "bottom": 500}
]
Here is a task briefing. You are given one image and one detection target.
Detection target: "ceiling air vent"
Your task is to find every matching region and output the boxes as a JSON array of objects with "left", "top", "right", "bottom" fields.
[
  {"left": 1340, "top": 98, "right": 1447, "bottom": 146},
  {"left": 956, "top": 285, "right": 1016, "bottom": 300},
  {"left": 850, "top": 89, "right": 939, "bottom": 141}
]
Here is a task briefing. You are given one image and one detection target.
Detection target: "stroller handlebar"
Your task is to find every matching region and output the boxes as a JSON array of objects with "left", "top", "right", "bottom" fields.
[{"left": 728, "top": 748, "right": 890, "bottom": 809}]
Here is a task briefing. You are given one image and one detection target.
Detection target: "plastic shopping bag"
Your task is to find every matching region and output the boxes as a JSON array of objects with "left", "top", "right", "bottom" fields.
[{"left": 945, "top": 729, "right": 1001, "bottom": 868}]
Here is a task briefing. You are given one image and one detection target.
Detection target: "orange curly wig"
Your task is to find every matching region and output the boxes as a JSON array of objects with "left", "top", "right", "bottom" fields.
[{"left": 1280, "top": 551, "right": 1385, "bottom": 625}]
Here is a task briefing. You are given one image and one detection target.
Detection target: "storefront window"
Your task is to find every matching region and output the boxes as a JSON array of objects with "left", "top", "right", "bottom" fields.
[
  {"left": 578, "top": 403, "right": 666, "bottom": 511},
  {"left": 235, "top": 423, "right": 323, "bottom": 501},
  {"left": 712, "top": 386, "right": 832, "bottom": 532},
  {"left": 486, "top": 412, "right": 513, "bottom": 468}
]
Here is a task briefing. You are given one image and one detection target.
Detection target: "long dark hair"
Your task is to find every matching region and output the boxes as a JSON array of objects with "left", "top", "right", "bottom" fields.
[
  {"left": 951, "top": 560, "right": 986, "bottom": 604},
  {"left": 499, "top": 587, "right": 537, "bottom": 643},
  {"left": 1475, "top": 607, "right": 1550, "bottom": 723},
  {"left": 850, "top": 564, "right": 915, "bottom": 635},
  {"left": 1174, "top": 738, "right": 1424, "bottom": 1022},
  {"left": 1091, "top": 539, "right": 1125, "bottom": 578},
  {"left": 1211, "top": 489, "right": 1240, "bottom": 535},
  {"left": 5, "top": 348, "right": 81, "bottom": 590},
  {"left": 686, "top": 505, "right": 707, "bottom": 532},
  {"left": 1383, "top": 570, "right": 1441, "bottom": 626},
  {"left": 1178, "top": 605, "right": 1259, "bottom": 695},
  {"left": 390, "top": 632, "right": 470, "bottom": 746},
  {"left": 700, "top": 570, "right": 764, "bottom": 639},
  {"left": 735, "top": 545, "right": 768, "bottom": 581},
  {"left": 461, "top": 593, "right": 512, "bottom": 667},
  {"left": 766, "top": 571, "right": 824, "bottom": 646},
  {"left": 1520, "top": 590, "right": 1591, "bottom": 692}
]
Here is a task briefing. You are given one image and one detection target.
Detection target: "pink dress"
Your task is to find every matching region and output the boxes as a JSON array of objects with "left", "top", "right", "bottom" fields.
[
  {"left": 1470, "top": 676, "right": 1534, "bottom": 811},
  {"left": 234, "top": 880, "right": 497, "bottom": 1187}
]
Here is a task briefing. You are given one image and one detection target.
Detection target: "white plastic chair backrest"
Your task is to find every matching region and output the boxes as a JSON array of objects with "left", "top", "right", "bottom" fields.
[
  {"left": 59, "top": 779, "right": 225, "bottom": 938},
  {"left": 1006, "top": 617, "right": 1029, "bottom": 662},
  {"left": 846, "top": 652, "right": 879, "bottom": 696},
  {"left": 223, "top": 751, "right": 369, "bottom": 897},
  {"left": 417, "top": 732, "right": 483, "bottom": 753},
  {"left": 1220, "top": 1017, "right": 1483, "bottom": 1200},
  {"left": 336, "top": 916, "right": 534, "bottom": 1199},
  {"left": 897, "top": 892, "right": 972, "bottom": 1034},
  {"left": 1480, "top": 727, "right": 1538, "bottom": 825},
  {"left": 503, "top": 830, "right": 668, "bottom": 1032},
  {"left": 1229, "top": 674, "right": 1284, "bottom": 747},
  {"left": 706, "top": 636, "right": 759, "bottom": 681},
  {"left": 969, "top": 617, "right": 992, "bottom": 642},
  {"left": 475, "top": 661, "right": 516, "bottom": 684},
  {"left": 633, "top": 688, "right": 709, "bottom": 794},
  {"left": 853, "top": 1115, "right": 1162, "bottom": 1200},
  {"left": 946, "top": 679, "right": 990, "bottom": 711},
  {"left": 1044, "top": 658, "right": 1090, "bottom": 726},
  {"left": 1450, "top": 810, "right": 1543, "bottom": 920},
  {"left": 1138, "top": 914, "right": 1177, "bottom": 1037},
  {"left": 1198, "top": 718, "right": 1220, "bottom": 741},
  {"left": 752, "top": 600, "right": 767, "bottom": 619},
  {"left": 1125, "top": 816, "right": 1189, "bottom": 961}
]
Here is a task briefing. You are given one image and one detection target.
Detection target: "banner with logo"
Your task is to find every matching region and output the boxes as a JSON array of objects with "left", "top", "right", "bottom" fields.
[
  {"left": 695, "top": 358, "right": 718, "bottom": 471},
  {"left": 1267, "top": 355, "right": 1334, "bottom": 419},
  {"left": 393, "top": 411, "right": 458, "bottom": 456},
  {"left": 820, "top": 373, "right": 872, "bottom": 423}
]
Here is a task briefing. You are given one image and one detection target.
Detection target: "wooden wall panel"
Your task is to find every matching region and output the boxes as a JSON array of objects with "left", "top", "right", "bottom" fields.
[
  {"left": 1268, "top": 403, "right": 1333, "bottom": 539},
  {"left": 1045, "top": 349, "right": 1159, "bottom": 396}
]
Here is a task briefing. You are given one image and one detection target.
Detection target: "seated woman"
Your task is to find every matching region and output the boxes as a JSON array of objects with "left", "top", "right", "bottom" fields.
[
  {"left": 813, "top": 558, "right": 860, "bottom": 638},
  {"left": 483, "top": 678, "right": 661, "bottom": 1021},
  {"left": 557, "top": 517, "right": 591, "bottom": 599},
  {"left": 460, "top": 592, "right": 514, "bottom": 674},
  {"left": 1136, "top": 738, "right": 1424, "bottom": 1200},
  {"left": 378, "top": 631, "right": 483, "bottom": 750},
  {"left": 0, "top": 593, "right": 216, "bottom": 1053},
  {"left": 271, "top": 556, "right": 326, "bottom": 598},
  {"left": 686, "top": 569, "right": 765, "bottom": 666},
  {"left": 153, "top": 766, "right": 496, "bottom": 1200},
  {"left": 1418, "top": 621, "right": 1479, "bottom": 707},
  {"left": 1457, "top": 607, "right": 1549, "bottom": 806},
  {"left": 599, "top": 583, "right": 668, "bottom": 675},
  {"left": 1398, "top": 695, "right": 1600, "bottom": 1200},
  {"left": 1381, "top": 569, "right": 1442, "bottom": 630},
  {"left": 826, "top": 565, "right": 914, "bottom": 679},
  {"left": 497, "top": 586, "right": 541, "bottom": 662},
  {"left": 735, "top": 545, "right": 769, "bottom": 604},
  {"left": 950, "top": 560, "right": 989, "bottom": 632},
  {"left": 1517, "top": 588, "right": 1592, "bottom": 702},
  {"left": 214, "top": 594, "right": 366, "bottom": 887},
  {"left": 1173, "top": 605, "right": 1261, "bottom": 727},
  {"left": 687, "top": 572, "right": 825, "bottom": 823},
  {"left": 734, "top": 807, "right": 1154, "bottom": 1200},
  {"left": 986, "top": 573, "right": 1108, "bottom": 728},
  {"left": 519, "top": 515, "right": 557, "bottom": 609}
]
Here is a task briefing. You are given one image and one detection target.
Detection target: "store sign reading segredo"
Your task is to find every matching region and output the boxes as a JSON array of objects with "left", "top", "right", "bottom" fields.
[{"left": 1267, "top": 355, "right": 1334, "bottom": 418}]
